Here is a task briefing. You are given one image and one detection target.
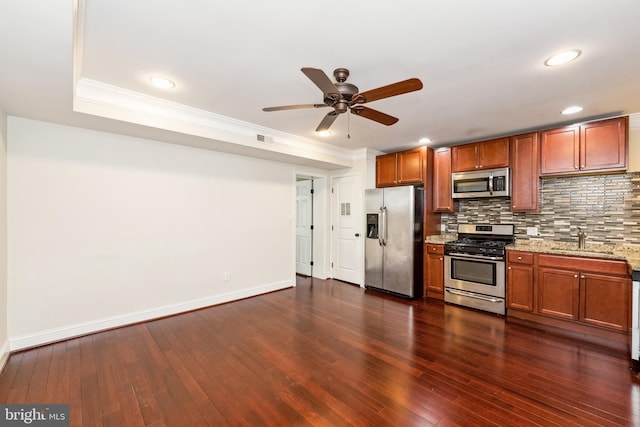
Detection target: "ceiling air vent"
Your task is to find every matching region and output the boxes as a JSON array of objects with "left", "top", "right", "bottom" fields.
[{"left": 256, "top": 134, "right": 274, "bottom": 144}]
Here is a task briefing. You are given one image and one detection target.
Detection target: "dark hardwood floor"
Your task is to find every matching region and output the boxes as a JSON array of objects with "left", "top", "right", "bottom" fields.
[{"left": 1, "top": 277, "right": 639, "bottom": 426}]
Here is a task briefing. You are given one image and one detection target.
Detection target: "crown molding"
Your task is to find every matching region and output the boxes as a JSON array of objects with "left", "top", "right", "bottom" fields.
[{"left": 72, "top": 0, "right": 354, "bottom": 169}]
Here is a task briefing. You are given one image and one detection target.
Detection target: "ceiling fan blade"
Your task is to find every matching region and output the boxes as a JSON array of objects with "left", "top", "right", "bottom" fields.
[
  {"left": 263, "top": 104, "right": 327, "bottom": 112},
  {"left": 350, "top": 106, "right": 398, "bottom": 126},
  {"left": 301, "top": 67, "right": 341, "bottom": 99},
  {"left": 353, "top": 78, "right": 423, "bottom": 104},
  {"left": 315, "top": 111, "right": 339, "bottom": 132}
]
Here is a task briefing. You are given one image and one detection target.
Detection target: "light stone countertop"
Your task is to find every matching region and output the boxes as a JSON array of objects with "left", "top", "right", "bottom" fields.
[
  {"left": 425, "top": 234, "right": 456, "bottom": 244},
  {"left": 424, "top": 234, "right": 640, "bottom": 272},
  {"left": 509, "top": 240, "right": 640, "bottom": 272}
]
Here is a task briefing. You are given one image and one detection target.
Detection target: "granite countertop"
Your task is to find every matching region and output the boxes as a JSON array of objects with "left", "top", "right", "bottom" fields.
[
  {"left": 509, "top": 240, "right": 640, "bottom": 271},
  {"left": 425, "top": 234, "right": 456, "bottom": 244},
  {"left": 425, "top": 234, "right": 640, "bottom": 272}
]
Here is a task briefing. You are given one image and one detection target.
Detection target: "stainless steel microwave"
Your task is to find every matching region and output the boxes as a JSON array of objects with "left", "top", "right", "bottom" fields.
[{"left": 451, "top": 167, "right": 510, "bottom": 199}]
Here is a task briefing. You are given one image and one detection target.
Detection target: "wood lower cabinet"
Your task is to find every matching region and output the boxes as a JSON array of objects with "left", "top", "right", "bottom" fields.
[
  {"left": 507, "top": 251, "right": 631, "bottom": 335},
  {"left": 452, "top": 137, "right": 510, "bottom": 172},
  {"left": 540, "top": 116, "right": 628, "bottom": 176},
  {"left": 506, "top": 251, "right": 534, "bottom": 312},
  {"left": 537, "top": 267, "right": 579, "bottom": 321},
  {"left": 580, "top": 272, "right": 630, "bottom": 332},
  {"left": 424, "top": 244, "right": 444, "bottom": 299}
]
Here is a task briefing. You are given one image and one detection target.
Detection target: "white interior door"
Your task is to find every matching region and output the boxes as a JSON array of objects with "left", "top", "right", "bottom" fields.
[
  {"left": 331, "top": 175, "right": 362, "bottom": 285},
  {"left": 296, "top": 179, "right": 313, "bottom": 276}
]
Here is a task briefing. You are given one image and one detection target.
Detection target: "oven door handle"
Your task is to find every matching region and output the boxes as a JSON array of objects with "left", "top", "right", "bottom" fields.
[
  {"left": 447, "top": 253, "right": 504, "bottom": 261},
  {"left": 446, "top": 288, "right": 504, "bottom": 303}
]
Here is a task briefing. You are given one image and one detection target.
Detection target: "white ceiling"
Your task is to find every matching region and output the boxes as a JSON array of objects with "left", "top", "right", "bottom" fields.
[{"left": 1, "top": 1, "right": 640, "bottom": 168}]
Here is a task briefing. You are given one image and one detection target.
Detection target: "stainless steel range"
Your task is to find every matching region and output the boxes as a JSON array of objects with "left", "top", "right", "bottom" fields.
[{"left": 444, "top": 224, "right": 515, "bottom": 315}]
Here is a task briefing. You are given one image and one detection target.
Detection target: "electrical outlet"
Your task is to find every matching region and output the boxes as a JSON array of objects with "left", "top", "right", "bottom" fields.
[
  {"left": 526, "top": 227, "right": 538, "bottom": 236},
  {"left": 223, "top": 272, "right": 230, "bottom": 281}
]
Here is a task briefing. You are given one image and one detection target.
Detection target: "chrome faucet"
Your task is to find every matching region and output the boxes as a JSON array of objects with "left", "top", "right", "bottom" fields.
[{"left": 577, "top": 227, "right": 586, "bottom": 249}]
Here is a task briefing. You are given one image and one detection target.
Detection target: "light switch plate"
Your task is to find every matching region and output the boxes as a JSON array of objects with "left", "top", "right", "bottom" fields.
[{"left": 526, "top": 227, "right": 538, "bottom": 236}]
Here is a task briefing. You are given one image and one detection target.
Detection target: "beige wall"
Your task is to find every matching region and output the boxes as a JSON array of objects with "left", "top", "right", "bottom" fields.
[
  {"left": 6, "top": 117, "right": 303, "bottom": 349},
  {"left": 0, "top": 109, "right": 8, "bottom": 371}
]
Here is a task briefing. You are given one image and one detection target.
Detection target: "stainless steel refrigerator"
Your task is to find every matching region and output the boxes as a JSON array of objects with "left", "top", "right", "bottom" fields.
[{"left": 365, "top": 186, "right": 424, "bottom": 298}]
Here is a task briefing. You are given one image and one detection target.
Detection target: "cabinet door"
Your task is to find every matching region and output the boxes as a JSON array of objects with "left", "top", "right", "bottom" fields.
[
  {"left": 397, "top": 147, "right": 424, "bottom": 184},
  {"left": 510, "top": 132, "right": 539, "bottom": 212},
  {"left": 433, "top": 147, "right": 454, "bottom": 212},
  {"left": 540, "top": 126, "right": 579, "bottom": 175},
  {"left": 425, "top": 244, "right": 444, "bottom": 298},
  {"left": 537, "top": 267, "right": 579, "bottom": 320},
  {"left": 376, "top": 153, "right": 397, "bottom": 187},
  {"left": 507, "top": 264, "right": 534, "bottom": 312},
  {"left": 580, "top": 117, "right": 628, "bottom": 172},
  {"left": 451, "top": 144, "right": 479, "bottom": 172},
  {"left": 580, "top": 273, "right": 630, "bottom": 332},
  {"left": 478, "top": 137, "right": 510, "bottom": 169}
]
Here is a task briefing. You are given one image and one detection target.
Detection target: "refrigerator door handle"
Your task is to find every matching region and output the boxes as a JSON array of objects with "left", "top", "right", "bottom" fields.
[
  {"left": 381, "top": 206, "right": 388, "bottom": 246},
  {"left": 378, "top": 208, "right": 384, "bottom": 246}
]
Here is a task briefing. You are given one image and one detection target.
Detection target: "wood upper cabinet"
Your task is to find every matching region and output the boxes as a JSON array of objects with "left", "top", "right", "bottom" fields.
[
  {"left": 540, "top": 116, "right": 628, "bottom": 176},
  {"left": 397, "top": 148, "right": 424, "bottom": 184},
  {"left": 510, "top": 132, "right": 539, "bottom": 212},
  {"left": 506, "top": 251, "right": 534, "bottom": 312},
  {"left": 424, "top": 244, "right": 444, "bottom": 299},
  {"left": 376, "top": 153, "right": 399, "bottom": 187},
  {"left": 452, "top": 137, "right": 510, "bottom": 172},
  {"left": 376, "top": 147, "right": 424, "bottom": 187},
  {"left": 432, "top": 147, "right": 454, "bottom": 212}
]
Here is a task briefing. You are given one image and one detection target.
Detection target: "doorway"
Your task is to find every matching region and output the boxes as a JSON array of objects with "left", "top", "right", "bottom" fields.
[{"left": 296, "top": 178, "right": 313, "bottom": 276}]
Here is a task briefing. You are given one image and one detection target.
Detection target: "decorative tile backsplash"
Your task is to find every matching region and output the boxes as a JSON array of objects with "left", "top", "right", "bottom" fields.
[{"left": 441, "top": 172, "right": 640, "bottom": 244}]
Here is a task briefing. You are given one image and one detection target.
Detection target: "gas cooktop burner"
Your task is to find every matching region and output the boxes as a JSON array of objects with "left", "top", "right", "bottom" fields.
[{"left": 444, "top": 223, "right": 515, "bottom": 258}]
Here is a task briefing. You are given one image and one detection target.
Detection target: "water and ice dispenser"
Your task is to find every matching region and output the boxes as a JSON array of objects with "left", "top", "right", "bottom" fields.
[{"left": 367, "top": 213, "right": 379, "bottom": 239}]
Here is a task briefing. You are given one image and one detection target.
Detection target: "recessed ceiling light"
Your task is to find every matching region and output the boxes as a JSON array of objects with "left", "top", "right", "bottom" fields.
[
  {"left": 544, "top": 49, "right": 581, "bottom": 67},
  {"left": 316, "top": 130, "right": 332, "bottom": 137},
  {"left": 562, "top": 105, "right": 583, "bottom": 115},
  {"left": 148, "top": 76, "right": 176, "bottom": 89},
  {"left": 419, "top": 137, "right": 431, "bottom": 144}
]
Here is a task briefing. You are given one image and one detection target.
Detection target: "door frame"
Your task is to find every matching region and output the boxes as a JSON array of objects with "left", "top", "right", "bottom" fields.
[{"left": 293, "top": 172, "right": 329, "bottom": 282}]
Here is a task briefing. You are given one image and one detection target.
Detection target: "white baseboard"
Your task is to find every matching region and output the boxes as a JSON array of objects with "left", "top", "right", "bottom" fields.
[
  {"left": 0, "top": 339, "right": 9, "bottom": 374},
  {"left": 10, "top": 280, "right": 291, "bottom": 351}
]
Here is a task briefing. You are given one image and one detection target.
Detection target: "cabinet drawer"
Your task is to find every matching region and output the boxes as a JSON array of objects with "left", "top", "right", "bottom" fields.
[
  {"left": 426, "top": 244, "right": 444, "bottom": 255},
  {"left": 507, "top": 251, "right": 534, "bottom": 264},
  {"left": 538, "top": 254, "right": 629, "bottom": 276}
]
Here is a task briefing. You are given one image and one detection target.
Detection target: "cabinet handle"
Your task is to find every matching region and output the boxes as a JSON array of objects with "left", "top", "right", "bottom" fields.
[
  {"left": 574, "top": 274, "right": 578, "bottom": 278},
  {"left": 508, "top": 266, "right": 512, "bottom": 270},
  {"left": 439, "top": 257, "right": 443, "bottom": 261},
  {"left": 580, "top": 275, "right": 585, "bottom": 279},
  {"left": 517, "top": 256, "right": 522, "bottom": 260}
]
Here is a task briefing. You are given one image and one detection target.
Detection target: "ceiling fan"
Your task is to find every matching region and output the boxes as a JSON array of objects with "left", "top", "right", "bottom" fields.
[{"left": 262, "top": 67, "right": 423, "bottom": 133}]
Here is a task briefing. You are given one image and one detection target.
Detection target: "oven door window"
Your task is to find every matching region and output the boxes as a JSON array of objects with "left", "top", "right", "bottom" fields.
[
  {"left": 450, "top": 258, "right": 496, "bottom": 286},
  {"left": 453, "top": 178, "right": 489, "bottom": 194}
]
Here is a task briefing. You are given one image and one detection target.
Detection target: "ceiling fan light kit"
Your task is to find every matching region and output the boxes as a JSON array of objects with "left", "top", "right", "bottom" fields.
[{"left": 263, "top": 67, "right": 423, "bottom": 133}]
